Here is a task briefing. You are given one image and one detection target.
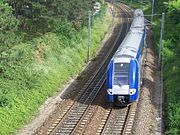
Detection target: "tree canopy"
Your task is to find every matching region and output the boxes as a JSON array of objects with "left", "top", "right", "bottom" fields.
[
  {"left": 0, "top": 1, "right": 19, "bottom": 51},
  {"left": 4, "top": 0, "right": 100, "bottom": 31}
]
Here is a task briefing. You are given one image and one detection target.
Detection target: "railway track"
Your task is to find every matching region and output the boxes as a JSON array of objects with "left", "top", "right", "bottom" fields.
[
  {"left": 96, "top": 103, "right": 137, "bottom": 135},
  {"left": 35, "top": 3, "right": 135, "bottom": 135},
  {"left": 95, "top": 4, "right": 138, "bottom": 135}
]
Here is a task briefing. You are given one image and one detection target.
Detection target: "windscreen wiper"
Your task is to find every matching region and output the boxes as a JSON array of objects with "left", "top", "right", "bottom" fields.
[{"left": 114, "top": 78, "right": 122, "bottom": 87}]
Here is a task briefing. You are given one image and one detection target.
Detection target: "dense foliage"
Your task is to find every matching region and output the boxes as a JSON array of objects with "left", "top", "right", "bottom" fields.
[
  {"left": 152, "top": 0, "right": 180, "bottom": 134},
  {"left": 122, "top": 0, "right": 180, "bottom": 134},
  {"left": 4, "top": 0, "right": 105, "bottom": 31},
  {"left": 0, "top": 1, "right": 20, "bottom": 52},
  {"left": 1, "top": 0, "right": 179, "bottom": 134},
  {"left": 0, "top": 0, "right": 112, "bottom": 134}
]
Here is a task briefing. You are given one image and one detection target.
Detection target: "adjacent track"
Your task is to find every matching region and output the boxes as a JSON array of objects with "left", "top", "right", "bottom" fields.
[{"left": 38, "top": 4, "right": 134, "bottom": 135}]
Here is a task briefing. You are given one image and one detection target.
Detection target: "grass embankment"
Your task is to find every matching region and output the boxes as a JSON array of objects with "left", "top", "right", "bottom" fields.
[
  {"left": 0, "top": 5, "right": 113, "bottom": 135},
  {"left": 163, "top": 46, "right": 180, "bottom": 135},
  {"left": 152, "top": 2, "right": 180, "bottom": 134}
]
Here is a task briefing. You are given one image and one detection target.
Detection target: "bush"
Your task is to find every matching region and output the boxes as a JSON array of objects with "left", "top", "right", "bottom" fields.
[
  {"left": 0, "top": 3, "right": 112, "bottom": 134},
  {"left": 152, "top": 0, "right": 180, "bottom": 134}
]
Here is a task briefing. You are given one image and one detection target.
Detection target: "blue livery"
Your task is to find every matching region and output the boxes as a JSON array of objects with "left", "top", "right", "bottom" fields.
[{"left": 106, "top": 9, "right": 146, "bottom": 106}]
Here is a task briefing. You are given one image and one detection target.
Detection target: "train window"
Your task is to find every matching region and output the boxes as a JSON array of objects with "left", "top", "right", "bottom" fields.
[{"left": 113, "top": 63, "right": 129, "bottom": 85}]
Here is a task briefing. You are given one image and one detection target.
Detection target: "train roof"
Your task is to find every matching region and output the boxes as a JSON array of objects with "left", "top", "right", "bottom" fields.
[
  {"left": 114, "top": 30, "right": 144, "bottom": 59},
  {"left": 130, "top": 9, "right": 145, "bottom": 30},
  {"left": 113, "top": 9, "right": 145, "bottom": 61}
]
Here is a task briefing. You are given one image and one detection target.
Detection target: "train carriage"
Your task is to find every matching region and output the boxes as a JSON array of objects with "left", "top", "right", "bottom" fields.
[{"left": 106, "top": 9, "right": 146, "bottom": 106}]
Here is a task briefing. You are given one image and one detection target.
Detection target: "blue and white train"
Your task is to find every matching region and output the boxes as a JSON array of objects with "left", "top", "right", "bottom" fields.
[{"left": 106, "top": 9, "right": 146, "bottom": 106}]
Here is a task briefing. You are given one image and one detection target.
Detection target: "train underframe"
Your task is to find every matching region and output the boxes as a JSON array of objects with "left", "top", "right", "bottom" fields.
[{"left": 108, "top": 94, "right": 133, "bottom": 107}]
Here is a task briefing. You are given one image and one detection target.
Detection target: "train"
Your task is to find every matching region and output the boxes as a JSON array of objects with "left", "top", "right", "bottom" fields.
[{"left": 106, "top": 9, "right": 146, "bottom": 106}]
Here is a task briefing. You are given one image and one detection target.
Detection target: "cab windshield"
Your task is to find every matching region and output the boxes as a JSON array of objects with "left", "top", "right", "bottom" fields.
[{"left": 113, "top": 63, "right": 129, "bottom": 86}]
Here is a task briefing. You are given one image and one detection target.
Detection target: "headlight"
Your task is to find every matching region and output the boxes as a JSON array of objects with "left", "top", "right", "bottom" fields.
[
  {"left": 107, "top": 89, "right": 112, "bottom": 95},
  {"left": 130, "top": 88, "right": 136, "bottom": 95}
]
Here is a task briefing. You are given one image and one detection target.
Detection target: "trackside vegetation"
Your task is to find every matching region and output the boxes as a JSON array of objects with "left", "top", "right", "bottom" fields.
[
  {"left": 0, "top": 0, "right": 112, "bottom": 134},
  {"left": 152, "top": 0, "right": 180, "bottom": 134},
  {"left": 120, "top": 0, "right": 180, "bottom": 134}
]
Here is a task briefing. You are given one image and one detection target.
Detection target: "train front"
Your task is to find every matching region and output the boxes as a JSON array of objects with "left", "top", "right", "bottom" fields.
[{"left": 106, "top": 57, "right": 139, "bottom": 106}]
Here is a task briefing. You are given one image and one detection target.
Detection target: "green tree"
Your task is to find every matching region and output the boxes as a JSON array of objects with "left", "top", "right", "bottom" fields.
[
  {"left": 0, "top": 1, "right": 19, "bottom": 52},
  {"left": 4, "top": 0, "right": 96, "bottom": 32}
]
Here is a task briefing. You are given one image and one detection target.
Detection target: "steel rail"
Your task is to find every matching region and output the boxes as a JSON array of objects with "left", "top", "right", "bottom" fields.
[
  {"left": 100, "top": 106, "right": 130, "bottom": 135},
  {"left": 70, "top": 5, "right": 134, "bottom": 134},
  {"left": 97, "top": 103, "right": 137, "bottom": 135},
  {"left": 122, "top": 103, "right": 137, "bottom": 135},
  {"left": 96, "top": 5, "right": 137, "bottom": 135},
  {"left": 51, "top": 74, "right": 106, "bottom": 135},
  {"left": 70, "top": 73, "right": 106, "bottom": 135},
  {"left": 98, "top": 5, "right": 146, "bottom": 135},
  {"left": 47, "top": 4, "right": 132, "bottom": 135}
]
